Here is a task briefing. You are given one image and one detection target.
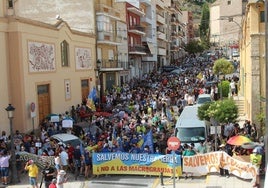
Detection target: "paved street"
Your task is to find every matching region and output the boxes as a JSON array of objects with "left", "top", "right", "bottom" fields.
[{"left": 4, "top": 172, "right": 265, "bottom": 188}]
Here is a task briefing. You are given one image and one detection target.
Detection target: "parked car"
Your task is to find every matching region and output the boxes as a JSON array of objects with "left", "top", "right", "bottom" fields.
[{"left": 51, "top": 133, "right": 83, "bottom": 148}]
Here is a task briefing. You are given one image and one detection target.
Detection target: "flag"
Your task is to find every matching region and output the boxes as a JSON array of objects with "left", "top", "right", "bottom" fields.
[
  {"left": 197, "top": 72, "right": 203, "bottom": 80},
  {"left": 140, "top": 129, "right": 154, "bottom": 153},
  {"left": 87, "top": 87, "right": 97, "bottom": 111}
]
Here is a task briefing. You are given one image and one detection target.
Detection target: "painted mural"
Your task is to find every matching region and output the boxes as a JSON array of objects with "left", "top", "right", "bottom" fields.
[
  {"left": 75, "top": 47, "right": 92, "bottom": 70},
  {"left": 28, "top": 41, "right": 56, "bottom": 72}
]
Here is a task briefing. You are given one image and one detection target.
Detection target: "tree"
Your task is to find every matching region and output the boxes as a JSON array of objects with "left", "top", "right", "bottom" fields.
[
  {"left": 199, "top": 3, "right": 210, "bottom": 49},
  {"left": 213, "top": 58, "right": 234, "bottom": 75},
  {"left": 184, "top": 40, "right": 204, "bottom": 54},
  {"left": 198, "top": 99, "right": 238, "bottom": 124}
]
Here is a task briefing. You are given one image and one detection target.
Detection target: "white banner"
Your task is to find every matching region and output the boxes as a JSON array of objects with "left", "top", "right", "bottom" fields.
[
  {"left": 183, "top": 151, "right": 257, "bottom": 180},
  {"left": 62, "top": 119, "right": 73, "bottom": 128}
]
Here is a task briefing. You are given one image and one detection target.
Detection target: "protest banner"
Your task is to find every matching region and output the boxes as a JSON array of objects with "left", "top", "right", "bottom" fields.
[
  {"left": 92, "top": 152, "right": 182, "bottom": 176},
  {"left": 183, "top": 151, "right": 258, "bottom": 180},
  {"left": 18, "top": 152, "right": 55, "bottom": 169}
]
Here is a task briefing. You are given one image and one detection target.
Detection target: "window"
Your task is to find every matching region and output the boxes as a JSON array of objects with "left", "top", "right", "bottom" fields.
[
  {"left": 260, "top": 11, "right": 265, "bottom": 23},
  {"left": 61, "top": 40, "right": 69, "bottom": 67},
  {"left": 8, "top": 0, "right": 13, "bottom": 8},
  {"left": 227, "top": 0, "right": 231, "bottom": 5}
]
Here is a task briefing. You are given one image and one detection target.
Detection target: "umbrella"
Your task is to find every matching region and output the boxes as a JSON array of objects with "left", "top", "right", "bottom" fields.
[
  {"left": 227, "top": 135, "right": 252, "bottom": 146},
  {"left": 241, "top": 142, "right": 263, "bottom": 149}
]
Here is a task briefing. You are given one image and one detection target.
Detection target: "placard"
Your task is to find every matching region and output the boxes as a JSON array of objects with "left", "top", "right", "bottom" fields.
[
  {"left": 62, "top": 119, "right": 73, "bottom": 128},
  {"left": 51, "top": 116, "right": 60, "bottom": 122}
]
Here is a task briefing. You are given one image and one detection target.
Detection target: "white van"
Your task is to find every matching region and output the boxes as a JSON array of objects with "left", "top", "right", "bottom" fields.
[{"left": 174, "top": 106, "right": 210, "bottom": 146}]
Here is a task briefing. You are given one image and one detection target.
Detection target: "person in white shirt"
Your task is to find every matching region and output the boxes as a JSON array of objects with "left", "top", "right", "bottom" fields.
[{"left": 60, "top": 149, "right": 69, "bottom": 172}]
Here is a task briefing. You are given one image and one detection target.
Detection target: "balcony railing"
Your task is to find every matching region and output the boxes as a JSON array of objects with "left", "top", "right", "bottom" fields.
[
  {"left": 129, "top": 25, "right": 145, "bottom": 32},
  {"left": 97, "top": 59, "right": 124, "bottom": 69},
  {"left": 129, "top": 45, "right": 146, "bottom": 53},
  {"left": 95, "top": 4, "right": 120, "bottom": 19}
]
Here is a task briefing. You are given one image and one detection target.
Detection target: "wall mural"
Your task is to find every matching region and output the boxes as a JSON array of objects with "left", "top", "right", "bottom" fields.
[
  {"left": 75, "top": 47, "right": 92, "bottom": 70},
  {"left": 28, "top": 41, "right": 56, "bottom": 72}
]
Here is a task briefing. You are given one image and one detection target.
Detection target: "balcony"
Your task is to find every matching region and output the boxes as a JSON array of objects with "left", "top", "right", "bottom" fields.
[
  {"left": 127, "top": 7, "right": 145, "bottom": 16},
  {"left": 140, "top": 0, "right": 151, "bottom": 6},
  {"left": 157, "top": 31, "right": 166, "bottom": 41},
  {"left": 170, "top": 17, "right": 179, "bottom": 25},
  {"left": 97, "top": 33, "right": 123, "bottom": 45},
  {"left": 128, "top": 25, "right": 146, "bottom": 35},
  {"left": 141, "top": 16, "right": 152, "bottom": 25},
  {"left": 156, "top": 0, "right": 165, "bottom": 9},
  {"left": 156, "top": 13, "right": 165, "bottom": 25},
  {"left": 97, "top": 59, "right": 124, "bottom": 71},
  {"left": 129, "top": 45, "right": 147, "bottom": 55},
  {"left": 95, "top": 4, "right": 120, "bottom": 20}
]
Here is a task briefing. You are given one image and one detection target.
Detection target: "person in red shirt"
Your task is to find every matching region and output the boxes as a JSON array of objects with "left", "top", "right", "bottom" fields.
[{"left": 66, "top": 143, "right": 74, "bottom": 172}]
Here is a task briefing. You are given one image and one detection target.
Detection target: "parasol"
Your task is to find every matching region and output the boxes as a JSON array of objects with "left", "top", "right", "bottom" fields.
[{"left": 227, "top": 135, "right": 252, "bottom": 146}]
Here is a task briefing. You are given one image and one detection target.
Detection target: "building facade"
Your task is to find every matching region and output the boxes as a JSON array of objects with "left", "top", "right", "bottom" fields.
[
  {"left": 240, "top": 0, "right": 266, "bottom": 124},
  {"left": 210, "top": 0, "right": 247, "bottom": 58},
  {"left": 0, "top": 0, "right": 96, "bottom": 133}
]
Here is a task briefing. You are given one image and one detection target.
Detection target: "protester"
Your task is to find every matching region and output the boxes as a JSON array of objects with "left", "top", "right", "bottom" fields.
[
  {"left": 250, "top": 148, "right": 262, "bottom": 188},
  {"left": 0, "top": 150, "right": 10, "bottom": 185},
  {"left": 24, "top": 159, "right": 39, "bottom": 188},
  {"left": 42, "top": 162, "right": 56, "bottom": 188},
  {"left": 56, "top": 170, "right": 68, "bottom": 188},
  {"left": 218, "top": 144, "right": 230, "bottom": 178}
]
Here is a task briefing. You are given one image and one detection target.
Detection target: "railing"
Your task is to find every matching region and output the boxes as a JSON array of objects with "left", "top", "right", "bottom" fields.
[
  {"left": 129, "top": 45, "right": 146, "bottom": 53},
  {"left": 129, "top": 25, "right": 145, "bottom": 32},
  {"left": 95, "top": 4, "right": 120, "bottom": 19},
  {"left": 98, "top": 59, "right": 124, "bottom": 69}
]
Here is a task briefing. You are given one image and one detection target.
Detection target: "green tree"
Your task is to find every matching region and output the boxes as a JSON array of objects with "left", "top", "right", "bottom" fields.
[
  {"left": 213, "top": 58, "right": 234, "bottom": 75},
  {"left": 197, "top": 102, "right": 211, "bottom": 121},
  {"left": 198, "top": 99, "right": 238, "bottom": 124},
  {"left": 199, "top": 3, "right": 210, "bottom": 49},
  {"left": 184, "top": 40, "right": 204, "bottom": 54}
]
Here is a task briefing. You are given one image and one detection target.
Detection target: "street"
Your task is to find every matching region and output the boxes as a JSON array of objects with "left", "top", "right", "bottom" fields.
[{"left": 6, "top": 172, "right": 265, "bottom": 188}]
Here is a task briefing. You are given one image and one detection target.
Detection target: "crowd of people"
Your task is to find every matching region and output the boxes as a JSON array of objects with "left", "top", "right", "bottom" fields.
[{"left": 0, "top": 55, "right": 265, "bottom": 188}]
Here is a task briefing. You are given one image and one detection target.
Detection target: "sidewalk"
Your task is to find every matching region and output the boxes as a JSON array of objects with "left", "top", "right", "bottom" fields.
[{"left": 5, "top": 172, "right": 86, "bottom": 188}]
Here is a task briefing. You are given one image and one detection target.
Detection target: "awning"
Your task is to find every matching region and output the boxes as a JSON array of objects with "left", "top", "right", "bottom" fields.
[{"left": 147, "top": 42, "right": 155, "bottom": 54}]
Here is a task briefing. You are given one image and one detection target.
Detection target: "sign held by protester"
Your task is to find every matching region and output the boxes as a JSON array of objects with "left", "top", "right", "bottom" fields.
[
  {"left": 92, "top": 152, "right": 182, "bottom": 176},
  {"left": 183, "top": 151, "right": 258, "bottom": 180}
]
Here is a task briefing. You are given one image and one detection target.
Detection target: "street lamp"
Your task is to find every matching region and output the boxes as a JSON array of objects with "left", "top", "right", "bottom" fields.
[
  {"left": 5, "top": 104, "right": 18, "bottom": 184},
  {"left": 96, "top": 60, "right": 102, "bottom": 111}
]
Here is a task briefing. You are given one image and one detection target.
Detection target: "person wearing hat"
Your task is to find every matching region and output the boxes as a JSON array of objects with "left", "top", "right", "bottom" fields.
[
  {"left": 56, "top": 170, "right": 67, "bottom": 188},
  {"left": 250, "top": 148, "right": 262, "bottom": 188},
  {"left": 24, "top": 159, "right": 39, "bottom": 188}
]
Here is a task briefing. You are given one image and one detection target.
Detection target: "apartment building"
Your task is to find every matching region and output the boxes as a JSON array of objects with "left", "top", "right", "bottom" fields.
[
  {"left": 210, "top": 0, "right": 247, "bottom": 58},
  {"left": 167, "top": 0, "right": 185, "bottom": 65},
  {"left": 182, "top": 11, "right": 194, "bottom": 45},
  {"left": 156, "top": 0, "right": 168, "bottom": 68},
  {"left": 94, "top": 0, "right": 124, "bottom": 99}
]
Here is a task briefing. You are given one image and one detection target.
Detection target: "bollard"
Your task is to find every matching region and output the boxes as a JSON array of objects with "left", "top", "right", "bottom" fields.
[{"left": 160, "top": 172, "right": 164, "bottom": 186}]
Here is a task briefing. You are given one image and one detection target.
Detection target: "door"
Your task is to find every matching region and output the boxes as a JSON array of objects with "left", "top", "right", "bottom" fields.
[
  {"left": 38, "top": 84, "right": 51, "bottom": 124},
  {"left": 81, "top": 79, "right": 89, "bottom": 102},
  {"left": 106, "top": 72, "right": 116, "bottom": 92}
]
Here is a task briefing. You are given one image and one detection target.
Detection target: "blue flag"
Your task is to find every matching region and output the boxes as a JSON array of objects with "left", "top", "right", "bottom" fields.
[
  {"left": 87, "top": 87, "right": 97, "bottom": 111},
  {"left": 141, "top": 129, "right": 154, "bottom": 153}
]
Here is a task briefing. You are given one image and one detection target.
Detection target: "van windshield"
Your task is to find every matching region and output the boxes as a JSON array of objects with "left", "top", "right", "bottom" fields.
[{"left": 175, "top": 127, "right": 206, "bottom": 143}]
